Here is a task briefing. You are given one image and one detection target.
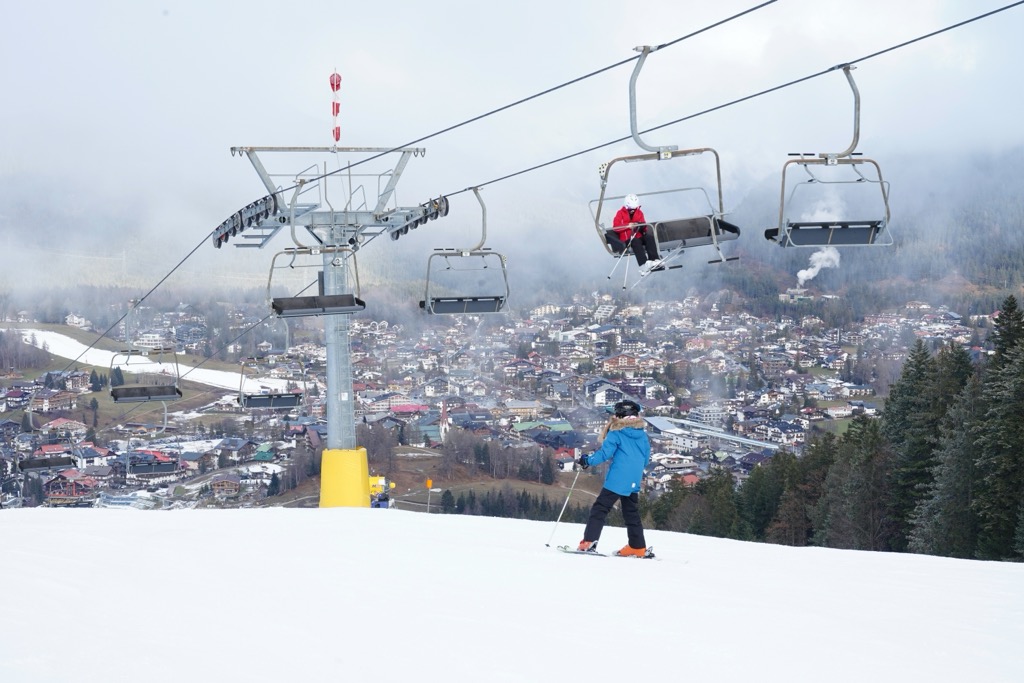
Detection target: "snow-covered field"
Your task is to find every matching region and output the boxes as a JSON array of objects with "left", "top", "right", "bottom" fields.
[
  {"left": 1, "top": 507, "right": 1022, "bottom": 683},
  {"left": 18, "top": 328, "right": 289, "bottom": 394}
]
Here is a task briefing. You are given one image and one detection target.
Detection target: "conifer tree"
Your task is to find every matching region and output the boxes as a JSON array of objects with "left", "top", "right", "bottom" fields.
[
  {"left": 929, "top": 342, "right": 975, "bottom": 420},
  {"left": 989, "top": 294, "right": 1024, "bottom": 370},
  {"left": 694, "top": 469, "right": 746, "bottom": 540},
  {"left": 882, "top": 340, "right": 941, "bottom": 550},
  {"left": 908, "top": 376, "right": 983, "bottom": 558},
  {"left": 766, "top": 435, "right": 836, "bottom": 546},
  {"left": 739, "top": 450, "right": 797, "bottom": 540},
  {"left": 814, "top": 416, "right": 895, "bottom": 551},
  {"left": 973, "top": 343, "right": 1024, "bottom": 560},
  {"left": 540, "top": 455, "right": 555, "bottom": 485}
]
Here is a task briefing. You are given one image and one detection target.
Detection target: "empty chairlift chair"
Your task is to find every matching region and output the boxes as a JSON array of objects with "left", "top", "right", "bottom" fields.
[
  {"left": 267, "top": 247, "right": 366, "bottom": 318},
  {"left": 109, "top": 347, "right": 183, "bottom": 403},
  {"left": 237, "top": 358, "right": 304, "bottom": 410},
  {"left": 765, "top": 64, "right": 893, "bottom": 248},
  {"left": 420, "top": 188, "right": 510, "bottom": 315}
]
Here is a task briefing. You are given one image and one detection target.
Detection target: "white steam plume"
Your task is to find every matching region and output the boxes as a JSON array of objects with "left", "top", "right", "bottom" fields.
[{"left": 797, "top": 246, "right": 840, "bottom": 286}]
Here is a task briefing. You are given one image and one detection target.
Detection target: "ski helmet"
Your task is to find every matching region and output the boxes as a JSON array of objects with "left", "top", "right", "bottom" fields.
[
  {"left": 614, "top": 400, "right": 642, "bottom": 418},
  {"left": 624, "top": 194, "right": 640, "bottom": 210}
]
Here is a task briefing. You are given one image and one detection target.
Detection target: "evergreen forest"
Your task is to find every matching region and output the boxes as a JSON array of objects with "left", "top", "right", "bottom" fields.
[{"left": 646, "top": 294, "right": 1024, "bottom": 561}]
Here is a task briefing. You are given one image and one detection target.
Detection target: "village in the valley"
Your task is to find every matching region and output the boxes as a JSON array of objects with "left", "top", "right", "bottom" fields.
[{"left": 0, "top": 288, "right": 982, "bottom": 510}]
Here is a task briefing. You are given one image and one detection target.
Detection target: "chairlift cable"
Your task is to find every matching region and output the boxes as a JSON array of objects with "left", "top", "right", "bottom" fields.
[
  {"left": 175, "top": 278, "right": 318, "bottom": 384},
  {"left": 846, "top": 0, "right": 1024, "bottom": 67},
  {"left": 262, "top": 2, "right": 779, "bottom": 196},
  {"left": 101, "top": 277, "right": 318, "bottom": 432},
  {"left": 454, "top": 0, "right": 1024, "bottom": 194},
  {"left": 37, "top": 1, "right": 1021, "bottom": 375},
  {"left": 44, "top": 276, "right": 317, "bottom": 435},
  {"left": 653, "top": 0, "right": 778, "bottom": 51},
  {"left": 46, "top": 237, "right": 211, "bottom": 378},
  {"left": 43, "top": 1, "right": 779, "bottom": 372}
]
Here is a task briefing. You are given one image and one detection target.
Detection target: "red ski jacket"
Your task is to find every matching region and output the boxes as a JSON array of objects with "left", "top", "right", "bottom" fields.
[{"left": 611, "top": 206, "right": 647, "bottom": 243}]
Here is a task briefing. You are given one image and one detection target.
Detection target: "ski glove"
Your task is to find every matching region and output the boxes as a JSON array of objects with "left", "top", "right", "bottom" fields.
[{"left": 576, "top": 455, "right": 589, "bottom": 470}]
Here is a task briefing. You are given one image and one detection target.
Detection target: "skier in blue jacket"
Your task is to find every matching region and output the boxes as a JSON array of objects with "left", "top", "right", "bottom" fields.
[{"left": 576, "top": 400, "right": 651, "bottom": 557}]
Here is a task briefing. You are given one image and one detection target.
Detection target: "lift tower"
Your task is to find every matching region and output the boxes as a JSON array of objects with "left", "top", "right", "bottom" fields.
[{"left": 211, "top": 74, "right": 448, "bottom": 506}]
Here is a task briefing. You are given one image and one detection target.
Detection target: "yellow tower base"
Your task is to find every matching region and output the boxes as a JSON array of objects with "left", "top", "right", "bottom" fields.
[{"left": 319, "top": 447, "right": 370, "bottom": 508}]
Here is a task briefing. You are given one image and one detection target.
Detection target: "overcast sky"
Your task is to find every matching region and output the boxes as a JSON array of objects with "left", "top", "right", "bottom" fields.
[{"left": 2, "top": 0, "right": 1023, "bottom": 291}]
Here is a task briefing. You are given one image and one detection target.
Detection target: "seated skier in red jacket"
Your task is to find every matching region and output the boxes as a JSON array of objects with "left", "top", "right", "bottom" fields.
[{"left": 607, "top": 194, "right": 661, "bottom": 273}]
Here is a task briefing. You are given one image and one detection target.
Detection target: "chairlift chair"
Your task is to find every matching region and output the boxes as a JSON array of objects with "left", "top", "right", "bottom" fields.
[
  {"left": 238, "top": 358, "right": 304, "bottom": 410},
  {"left": 591, "top": 169, "right": 741, "bottom": 266},
  {"left": 420, "top": 188, "right": 510, "bottom": 315},
  {"left": 765, "top": 64, "right": 893, "bottom": 248},
  {"left": 591, "top": 45, "right": 740, "bottom": 281},
  {"left": 268, "top": 246, "right": 366, "bottom": 318},
  {"left": 109, "top": 346, "right": 183, "bottom": 404}
]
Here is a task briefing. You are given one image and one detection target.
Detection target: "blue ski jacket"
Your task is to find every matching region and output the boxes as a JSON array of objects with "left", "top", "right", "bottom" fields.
[{"left": 586, "top": 415, "right": 651, "bottom": 496}]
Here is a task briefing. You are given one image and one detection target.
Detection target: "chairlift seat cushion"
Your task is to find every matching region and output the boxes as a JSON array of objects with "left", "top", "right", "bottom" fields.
[
  {"left": 654, "top": 216, "right": 741, "bottom": 250},
  {"left": 766, "top": 220, "right": 884, "bottom": 247},
  {"left": 111, "top": 385, "right": 183, "bottom": 403},
  {"left": 420, "top": 296, "right": 506, "bottom": 314},
  {"left": 272, "top": 294, "right": 366, "bottom": 317}
]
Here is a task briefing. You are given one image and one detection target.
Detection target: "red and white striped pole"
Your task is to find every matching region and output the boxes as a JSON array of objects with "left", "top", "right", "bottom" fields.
[{"left": 329, "top": 71, "right": 342, "bottom": 143}]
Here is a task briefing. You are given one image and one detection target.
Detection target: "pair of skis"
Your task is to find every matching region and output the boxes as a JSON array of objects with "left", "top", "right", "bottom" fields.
[{"left": 557, "top": 545, "right": 656, "bottom": 559}]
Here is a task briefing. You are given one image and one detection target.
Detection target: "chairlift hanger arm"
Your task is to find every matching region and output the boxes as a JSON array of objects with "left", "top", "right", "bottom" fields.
[
  {"left": 445, "top": 187, "right": 487, "bottom": 253},
  {"left": 629, "top": 46, "right": 678, "bottom": 156},
  {"left": 823, "top": 64, "right": 860, "bottom": 161}
]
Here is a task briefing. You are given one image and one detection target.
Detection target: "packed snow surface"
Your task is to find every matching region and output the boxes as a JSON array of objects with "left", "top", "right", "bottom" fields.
[{"left": 2, "top": 507, "right": 1022, "bottom": 683}]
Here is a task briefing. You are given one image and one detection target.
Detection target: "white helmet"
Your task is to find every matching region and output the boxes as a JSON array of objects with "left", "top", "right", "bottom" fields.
[{"left": 624, "top": 194, "right": 640, "bottom": 209}]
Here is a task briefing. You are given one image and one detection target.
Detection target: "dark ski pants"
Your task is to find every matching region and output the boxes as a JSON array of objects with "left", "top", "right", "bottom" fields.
[
  {"left": 583, "top": 488, "right": 646, "bottom": 549},
  {"left": 605, "top": 230, "right": 660, "bottom": 266}
]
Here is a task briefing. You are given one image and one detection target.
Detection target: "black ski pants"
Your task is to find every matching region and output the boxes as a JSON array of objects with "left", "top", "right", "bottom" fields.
[
  {"left": 605, "top": 229, "right": 659, "bottom": 266},
  {"left": 583, "top": 487, "right": 646, "bottom": 549}
]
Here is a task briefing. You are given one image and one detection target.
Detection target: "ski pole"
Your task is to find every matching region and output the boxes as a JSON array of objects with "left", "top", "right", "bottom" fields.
[{"left": 545, "top": 465, "right": 582, "bottom": 547}]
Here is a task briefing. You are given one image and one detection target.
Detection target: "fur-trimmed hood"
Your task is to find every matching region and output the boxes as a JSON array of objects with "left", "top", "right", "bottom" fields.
[{"left": 597, "top": 415, "right": 647, "bottom": 445}]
